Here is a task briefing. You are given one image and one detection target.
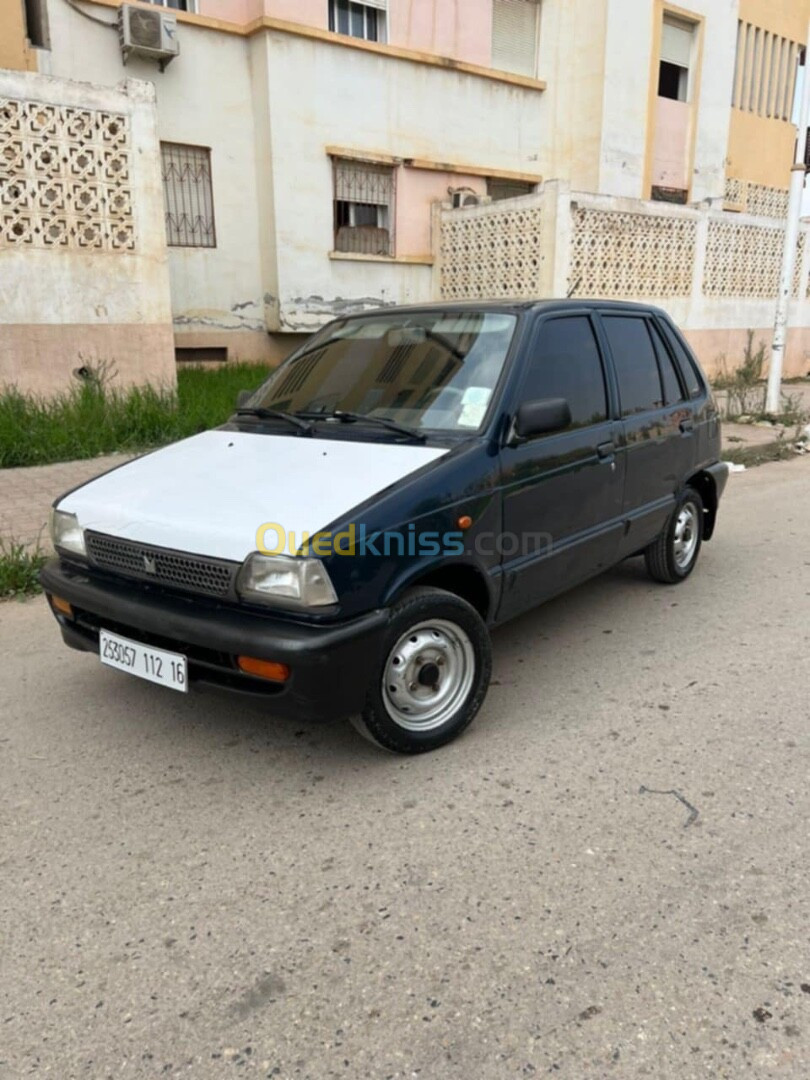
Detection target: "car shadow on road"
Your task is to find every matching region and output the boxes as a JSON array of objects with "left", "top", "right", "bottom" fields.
[{"left": 76, "top": 554, "right": 676, "bottom": 773}]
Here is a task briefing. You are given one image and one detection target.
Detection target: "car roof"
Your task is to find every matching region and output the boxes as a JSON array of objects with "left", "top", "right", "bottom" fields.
[{"left": 345, "top": 298, "right": 671, "bottom": 318}]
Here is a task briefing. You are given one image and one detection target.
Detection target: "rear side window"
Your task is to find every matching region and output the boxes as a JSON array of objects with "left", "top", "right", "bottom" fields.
[
  {"left": 658, "top": 320, "right": 703, "bottom": 397},
  {"left": 601, "top": 316, "right": 663, "bottom": 415},
  {"left": 521, "top": 316, "right": 607, "bottom": 428},
  {"left": 649, "top": 320, "right": 685, "bottom": 405}
]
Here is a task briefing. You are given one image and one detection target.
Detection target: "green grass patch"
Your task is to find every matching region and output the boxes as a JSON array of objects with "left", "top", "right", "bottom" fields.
[
  {"left": 0, "top": 362, "right": 271, "bottom": 469},
  {"left": 0, "top": 539, "right": 47, "bottom": 599}
]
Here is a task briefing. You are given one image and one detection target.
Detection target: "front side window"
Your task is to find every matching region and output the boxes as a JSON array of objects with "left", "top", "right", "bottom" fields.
[
  {"left": 492, "top": 0, "right": 540, "bottom": 77},
  {"left": 333, "top": 158, "right": 394, "bottom": 256},
  {"left": 602, "top": 316, "right": 663, "bottom": 416},
  {"left": 250, "top": 311, "right": 518, "bottom": 434},
  {"left": 520, "top": 316, "right": 607, "bottom": 429},
  {"left": 161, "top": 143, "right": 216, "bottom": 248},
  {"left": 329, "top": 0, "right": 386, "bottom": 43}
]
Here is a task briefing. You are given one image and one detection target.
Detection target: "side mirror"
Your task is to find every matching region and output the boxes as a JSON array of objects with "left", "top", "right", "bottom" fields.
[
  {"left": 509, "top": 398, "right": 571, "bottom": 444},
  {"left": 235, "top": 389, "right": 252, "bottom": 409}
]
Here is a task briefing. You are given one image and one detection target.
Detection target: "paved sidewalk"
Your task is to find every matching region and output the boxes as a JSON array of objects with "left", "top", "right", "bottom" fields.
[{"left": 0, "top": 453, "right": 133, "bottom": 550}]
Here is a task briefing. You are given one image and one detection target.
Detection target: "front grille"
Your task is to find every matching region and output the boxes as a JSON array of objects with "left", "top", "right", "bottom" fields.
[{"left": 85, "top": 531, "right": 237, "bottom": 598}]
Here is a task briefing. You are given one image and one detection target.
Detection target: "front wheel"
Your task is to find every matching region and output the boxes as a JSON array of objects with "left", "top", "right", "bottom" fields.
[
  {"left": 351, "top": 586, "right": 492, "bottom": 753},
  {"left": 644, "top": 487, "right": 704, "bottom": 584}
]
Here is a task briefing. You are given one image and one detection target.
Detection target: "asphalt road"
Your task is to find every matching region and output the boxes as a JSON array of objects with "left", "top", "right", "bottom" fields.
[{"left": 2, "top": 456, "right": 810, "bottom": 1079}]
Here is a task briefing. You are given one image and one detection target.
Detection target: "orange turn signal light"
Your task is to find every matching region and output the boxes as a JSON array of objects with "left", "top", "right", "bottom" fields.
[
  {"left": 457, "top": 515, "right": 473, "bottom": 530},
  {"left": 50, "top": 594, "right": 73, "bottom": 618},
  {"left": 237, "top": 656, "right": 291, "bottom": 683}
]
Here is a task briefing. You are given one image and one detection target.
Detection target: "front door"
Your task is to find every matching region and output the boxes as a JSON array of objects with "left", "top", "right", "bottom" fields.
[{"left": 497, "top": 313, "right": 625, "bottom": 622}]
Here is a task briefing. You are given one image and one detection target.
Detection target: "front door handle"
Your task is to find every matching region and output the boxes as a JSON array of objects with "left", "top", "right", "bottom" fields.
[
  {"left": 597, "top": 440, "right": 615, "bottom": 460},
  {"left": 679, "top": 418, "right": 694, "bottom": 434}
]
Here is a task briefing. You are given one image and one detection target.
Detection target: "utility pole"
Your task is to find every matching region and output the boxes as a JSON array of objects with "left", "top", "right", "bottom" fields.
[{"left": 766, "top": 32, "right": 810, "bottom": 415}]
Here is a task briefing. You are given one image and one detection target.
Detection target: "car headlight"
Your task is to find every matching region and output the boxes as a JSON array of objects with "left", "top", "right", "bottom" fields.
[
  {"left": 49, "top": 508, "right": 86, "bottom": 558},
  {"left": 236, "top": 553, "right": 337, "bottom": 608}
]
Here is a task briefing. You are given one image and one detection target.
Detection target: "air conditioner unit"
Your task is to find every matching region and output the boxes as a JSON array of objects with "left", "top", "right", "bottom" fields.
[
  {"left": 119, "top": 4, "right": 179, "bottom": 70},
  {"left": 451, "top": 191, "right": 491, "bottom": 209}
]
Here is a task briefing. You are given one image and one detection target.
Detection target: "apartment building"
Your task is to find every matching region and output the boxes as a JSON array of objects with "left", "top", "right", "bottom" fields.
[{"left": 1, "top": 0, "right": 809, "bottom": 390}]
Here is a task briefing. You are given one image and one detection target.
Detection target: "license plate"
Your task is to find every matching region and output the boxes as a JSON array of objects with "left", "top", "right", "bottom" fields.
[{"left": 99, "top": 629, "right": 188, "bottom": 693}]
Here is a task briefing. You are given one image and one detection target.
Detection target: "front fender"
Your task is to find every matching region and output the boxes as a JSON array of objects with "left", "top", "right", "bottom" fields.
[{"left": 380, "top": 554, "right": 499, "bottom": 617}]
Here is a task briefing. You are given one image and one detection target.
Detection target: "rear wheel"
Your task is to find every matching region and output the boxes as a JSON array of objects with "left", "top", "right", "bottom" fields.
[
  {"left": 351, "top": 586, "right": 492, "bottom": 753},
  {"left": 644, "top": 487, "right": 704, "bottom": 584}
]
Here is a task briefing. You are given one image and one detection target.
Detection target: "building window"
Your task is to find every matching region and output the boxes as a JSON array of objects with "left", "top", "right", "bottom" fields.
[
  {"left": 161, "top": 143, "right": 216, "bottom": 248},
  {"left": 145, "top": 0, "right": 196, "bottom": 9},
  {"left": 487, "top": 178, "right": 536, "bottom": 201},
  {"left": 23, "top": 0, "right": 49, "bottom": 48},
  {"left": 492, "top": 0, "right": 540, "bottom": 78},
  {"left": 658, "top": 15, "right": 696, "bottom": 102},
  {"left": 333, "top": 158, "right": 395, "bottom": 256},
  {"left": 328, "top": 0, "right": 386, "bottom": 43},
  {"left": 733, "top": 20, "right": 800, "bottom": 120}
]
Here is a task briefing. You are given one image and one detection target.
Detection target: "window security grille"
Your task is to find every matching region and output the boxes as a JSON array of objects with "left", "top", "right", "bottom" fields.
[
  {"left": 161, "top": 142, "right": 215, "bottom": 248},
  {"left": 333, "top": 158, "right": 395, "bottom": 257}
]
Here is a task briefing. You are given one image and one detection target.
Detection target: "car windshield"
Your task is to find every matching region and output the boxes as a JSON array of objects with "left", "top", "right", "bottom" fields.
[{"left": 247, "top": 311, "right": 518, "bottom": 434}]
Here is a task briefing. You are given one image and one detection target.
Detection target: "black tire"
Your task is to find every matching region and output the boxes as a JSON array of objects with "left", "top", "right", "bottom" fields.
[
  {"left": 351, "top": 586, "right": 492, "bottom": 754},
  {"left": 644, "top": 487, "right": 704, "bottom": 584}
]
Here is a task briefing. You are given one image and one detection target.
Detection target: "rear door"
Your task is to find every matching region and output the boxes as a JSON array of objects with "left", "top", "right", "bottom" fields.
[
  {"left": 598, "top": 312, "right": 696, "bottom": 557},
  {"left": 497, "top": 312, "right": 625, "bottom": 621}
]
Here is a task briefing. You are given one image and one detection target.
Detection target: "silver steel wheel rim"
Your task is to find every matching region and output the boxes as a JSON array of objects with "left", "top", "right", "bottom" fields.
[
  {"left": 673, "top": 502, "right": 698, "bottom": 569},
  {"left": 382, "top": 618, "right": 476, "bottom": 732}
]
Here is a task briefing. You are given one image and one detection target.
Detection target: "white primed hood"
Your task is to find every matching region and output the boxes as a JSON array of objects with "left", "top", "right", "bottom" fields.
[{"left": 59, "top": 430, "right": 448, "bottom": 562}]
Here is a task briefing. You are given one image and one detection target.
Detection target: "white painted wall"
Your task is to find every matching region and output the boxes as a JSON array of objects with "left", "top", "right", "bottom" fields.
[
  {"left": 0, "top": 69, "right": 175, "bottom": 392},
  {"left": 686, "top": 1, "right": 737, "bottom": 203},
  {"left": 437, "top": 186, "right": 810, "bottom": 377},
  {"left": 598, "top": 0, "right": 736, "bottom": 201},
  {"left": 260, "top": 29, "right": 547, "bottom": 331},
  {"left": 39, "top": 3, "right": 551, "bottom": 344},
  {"left": 43, "top": 0, "right": 269, "bottom": 356},
  {"left": 18, "top": 0, "right": 745, "bottom": 359}
]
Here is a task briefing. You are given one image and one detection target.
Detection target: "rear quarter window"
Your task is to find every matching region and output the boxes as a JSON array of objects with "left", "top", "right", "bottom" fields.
[{"left": 657, "top": 320, "right": 704, "bottom": 397}]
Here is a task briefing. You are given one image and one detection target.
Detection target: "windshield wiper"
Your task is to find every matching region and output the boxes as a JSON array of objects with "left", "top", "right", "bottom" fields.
[
  {"left": 235, "top": 407, "right": 312, "bottom": 435},
  {"left": 298, "top": 410, "right": 426, "bottom": 442}
]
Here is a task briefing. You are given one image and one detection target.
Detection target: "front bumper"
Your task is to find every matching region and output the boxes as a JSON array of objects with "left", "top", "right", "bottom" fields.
[{"left": 40, "top": 559, "right": 388, "bottom": 722}]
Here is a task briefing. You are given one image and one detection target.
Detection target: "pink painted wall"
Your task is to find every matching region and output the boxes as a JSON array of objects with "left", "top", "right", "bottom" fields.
[
  {"left": 390, "top": 0, "right": 492, "bottom": 66},
  {"left": 197, "top": 0, "right": 262, "bottom": 23},
  {"left": 651, "top": 97, "right": 690, "bottom": 190},
  {"left": 396, "top": 168, "right": 486, "bottom": 255},
  {"left": 197, "top": 0, "right": 494, "bottom": 66},
  {"left": 684, "top": 327, "right": 810, "bottom": 380},
  {"left": 261, "top": 0, "right": 324, "bottom": 27}
]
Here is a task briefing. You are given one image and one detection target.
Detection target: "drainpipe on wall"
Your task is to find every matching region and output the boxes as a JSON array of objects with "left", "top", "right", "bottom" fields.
[{"left": 767, "top": 32, "right": 810, "bottom": 415}]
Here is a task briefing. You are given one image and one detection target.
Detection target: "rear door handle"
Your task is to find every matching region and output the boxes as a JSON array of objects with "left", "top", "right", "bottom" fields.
[
  {"left": 597, "top": 441, "right": 615, "bottom": 460},
  {"left": 679, "top": 418, "right": 694, "bottom": 434}
]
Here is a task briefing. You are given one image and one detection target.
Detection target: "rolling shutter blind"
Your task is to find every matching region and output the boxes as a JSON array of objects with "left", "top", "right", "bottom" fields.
[
  {"left": 360, "top": 0, "right": 387, "bottom": 8},
  {"left": 492, "top": 0, "right": 539, "bottom": 77},
  {"left": 661, "top": 18, "right": 692, "bottom": 67},
  {"left": 334, "top": 160, "right": 392, "bottom": 205}
]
